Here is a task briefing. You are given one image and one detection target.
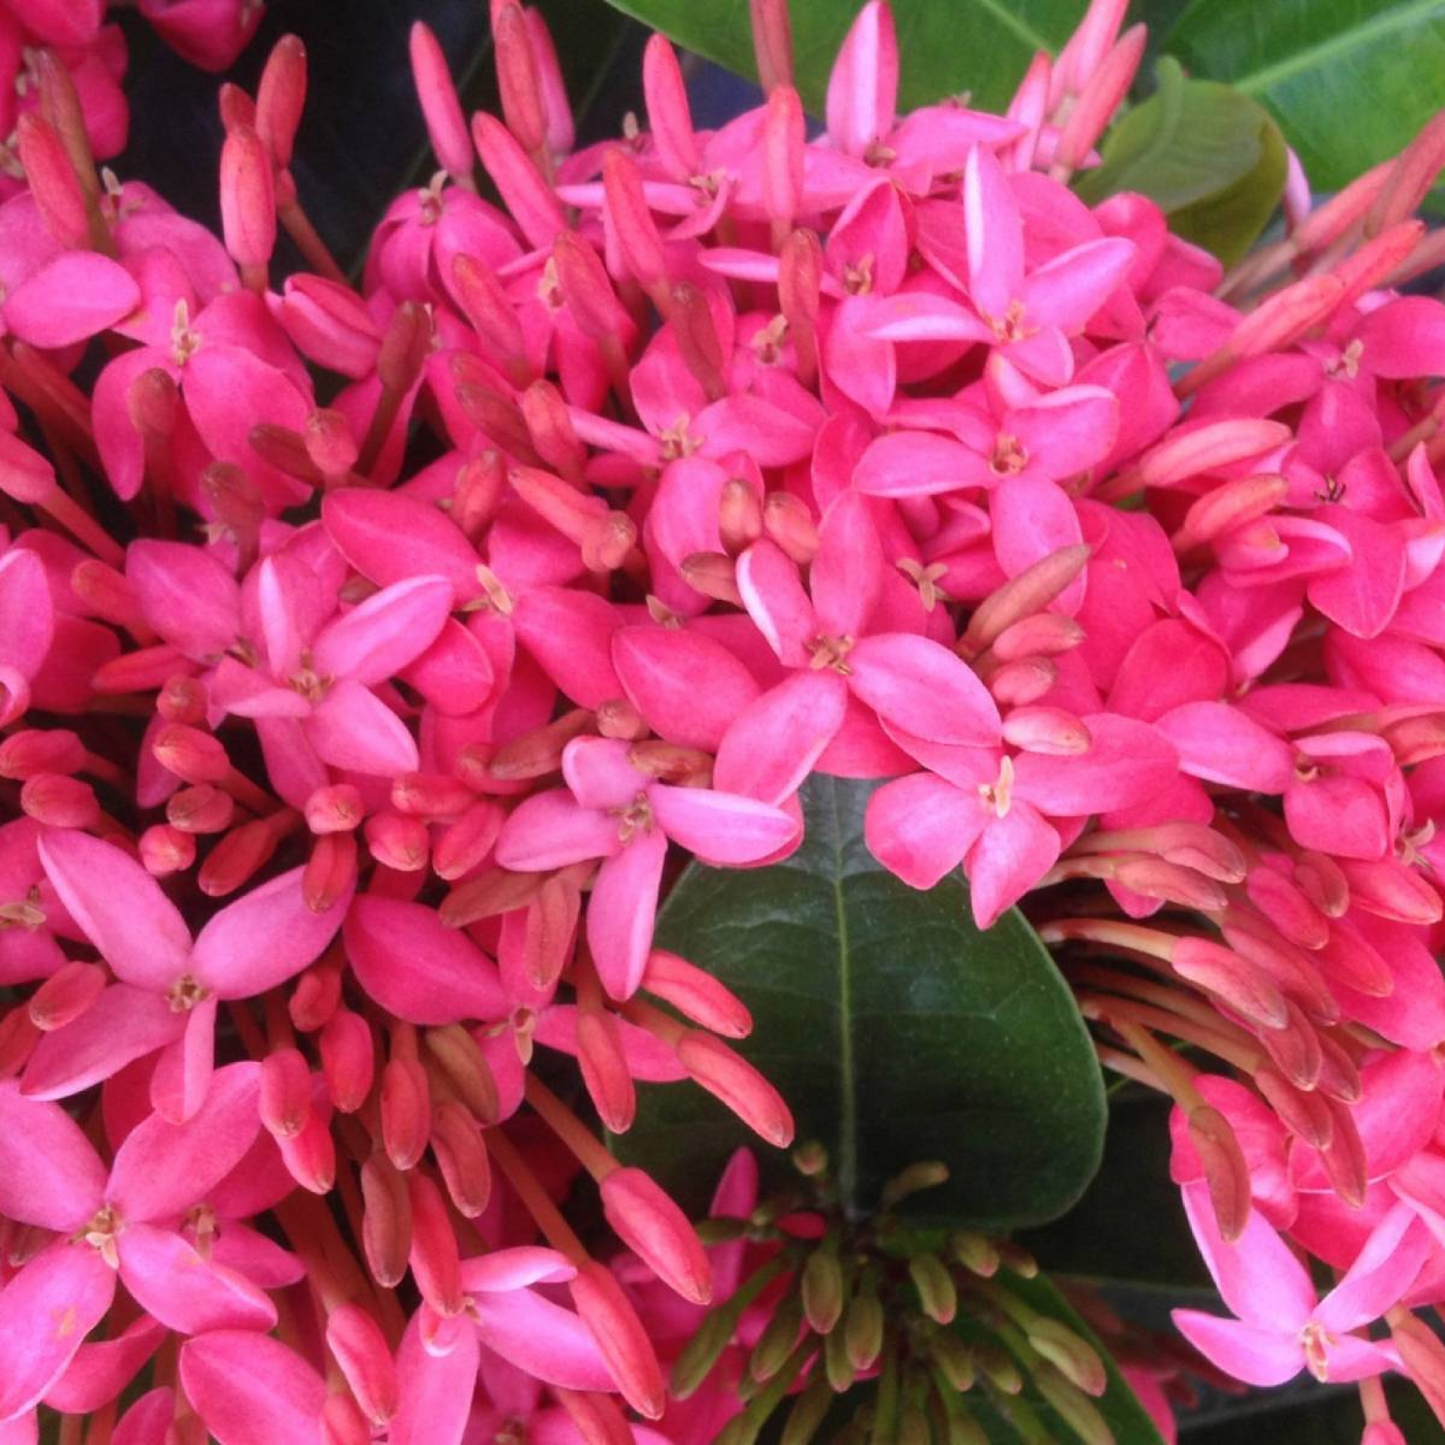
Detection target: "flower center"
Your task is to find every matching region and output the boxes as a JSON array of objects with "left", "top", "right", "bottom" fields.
[
  {"left": 843, "top": 254, "right": 874, "bottom": 296},
  {"left": 171, "top": 299, "right": 203, "bottom": 367},
  {"left": 0, "top": 888, "right": 45, "bottom": 931},
  {"left": 79, "top": 1204, "right": 124, "bottom": 1268},
  {"left": 614, "top": 792, "right": 655, "bottom": 844},
  {"left": 807, "top": 634, "right": 856, "bottom": 674},
  {"left": 659, "top": 415, "right": 700, "bottom": 461},
  {"left": 288, "top": 653, "right": 333, "bottom": 703},
  {"left": 986, "top": 298, "right": 1033, "bottom": 344},
  {"left": 989, "top": 433, "right": 1029, "bottom": 478},
  {"left": 1300, "top": 1320, "right": 1332, "bottom": 1381},
  {"left": 979, "top": 756, "right": 1014, "bottom": 818},
  {"left": 418, "top": 171, "right": 447, "bottom": 226},
  {"left": 166, "top": 974, "right": 211, "bottom": 1013}
]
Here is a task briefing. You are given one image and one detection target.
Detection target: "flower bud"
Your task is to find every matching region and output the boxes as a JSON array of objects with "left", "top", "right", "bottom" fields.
[
  {"left": 554, "top": 1389, "right": 633, "bottom": 1445},
  {"left": 570, "top": 1259, "right": 667, "bottom": 1419},
  {"left": 29, "top": 960, "right": 106, "bottom": 1032},
  {"left": 158, "top": 676, "right": 208, "bottom": 725},
  {"left": 763, "top": 492, "right": 819, "bottom": 565},
  {"left": 20, "top": 773, "right": 99, "bottom": 829},
  {"left": 1034, "top": 1367, "right": 1111, "bottom": 1445},
  {"left": 326, "top": 1302, "right": 397, "bottom": 1425},
  {"left": 406, "top": 1172, "right": 462, "bottom": 1316},
  {"left": 429, "top": 1099, "right": 492, "bottom": 1218},
  {"left": 802, "top": 1247, "right": 843, "bottom": 1333},
  {"left": 425, "top": 1023, "right": 500, "bottom": 1123},
  {"left": 380, "top": 1055, "right": 431, "bottom": 1172},
  {"left": 1170, "top": 937, "right": 1288, "bottom": 1030},
  {"left": 321, "top": 1393, "right": 370, "bottom": 1445},
  {"left": 0, "top": 728, "right": 85, "bottom": 779},
  {"left": 152, "top": 724, "right": 230, "bottom": 785},
  {"left": 676, "top": 1032, "right": 794, "bottom": 1146},
  {"left": 432, "top": 801, "right": 506, "bottom": 882},
  {"left": 320, "top": 1007, "right": 373, "bottom": 1114},
  {"left": 16, "top": 113, "right": 88, "bottom": 248},
  {"left": 279, "top": 1108, "right": 336, "bottom": 1194},
  {"left": 391, "top": 772, "right": 474, "bottom": 821},
  {"left": 256, "top": 34, "right": 307, "bottom": 170},
  {"left": 643, "top": 949, "right": 751, "bottom": 1038},
  {"left": 219, "top": 124, "right": 277, "bottom": 272},
  {"left": 279, "top": 276, "right": 381, "bottom": 379},
  {"left": 290, "top": 959, "right": 343, "bottom": 1034},
  {"left": 908, "top": 1253, "right": 956, "bottom": 1324},
  {"left": 260, "top": 1048, "right": 313, "bottom": 1139},
  {"left": 601, "top": 1167, "right": 712, "bottom": 1305},
  {"left": 167, "top": 785, "right": 235, "bottom": 835},
  {"left": 524, "top": 874, "right": 579, "bottom": 990},
  {"left": 410, "top": 21, "right": 473, "bottom": 184},
  {"left": 364, "top": 812, "right": 430, "bottom": 872},
  {"left": 576, "top": 1010, "right": 636, "bottom": 1134},
  {"left": 1187, "top": 1104, "right": 1251, "bottom": 1242},
  {"left": 844, "top": 1291, "right": 883, "bottom": 1370},
  {"left": 139, "top": 824, "right": 195, "bottom": 877},
  {"left": 1026, "top": 1317, "right": 1106, "bottom": 1397}
]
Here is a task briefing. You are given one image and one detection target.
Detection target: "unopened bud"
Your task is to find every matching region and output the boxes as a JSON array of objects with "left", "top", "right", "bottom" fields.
[
  {"left": 676, "top": 1032, "right": 793, "bottom": 1146},
  {"left": 16, "top": 112, "right": 87, "bottom": 247},
  {"left": 219, "top": 124, "right": 277, "bottom": 271},
  {"left": 844, "top": 1292, "right": 884, "bottom": 1371},
  {"left": 138, "top": 823, "right": 195, "bottom": 877},
  {"left": 29, "top": 960, "right": 106, "bottom": 1032},
  {"left": 364, "top": 811, "right": 430, "bottom": 872},
  {"left": 0, "top": 728, "right": 84, "bottom": 779},
  {"left": 167, "top": 785, "right": 235, "bottom": 835},
  {"left": 279, "top": 1107, "right": 336, "bottom": 1194},
  {"left": 801, "top": 1247, "right": 843, "bottom": 1333},
  {"left": 407, "top": 1171, "right": 463, "bottom": 1316},
  {"left": 380, "top": 1056, "right": 431, "bottom": 1171},
  {"left": 880, "top": 1161, "right": 950, "bottom": 1210},
  {"left": 320, "top": 1007, "right": 373, "bottom": 1113},
  {"left": 256, "top": 34, "right": 307, "bottom": 170},
  {"left": 1026, "top": 1317, "right": 1106, "bottom": 1397},
  {"left": 908, "top": 1254, "right": 957, "bottom": 1324},
  {"left": 290, "top": 959, "right": 343, "bottom": 1033},
  {"left": 570, "top": 1259, "right": 667, "bottom": 1419},
  {"left": 750, "top": 1288, "right": 803, "bottom": 1380},
  {"left": 432, "top": 801, "right": 506, "bottom": 883},
  {"left": 326, "top": 1303, "right": 398, "bottom": 1426},
  {"left": 930, "top": 1331, "right": 975, "bottom": 1391},
  {"left": 680, "top": 551, "right": 744, "bottom": 606},
  {"left": 260, "top": 1047, "right": 312, "bottom": 1139},
  {"left": 430, "top": 1099, "right": 493, "bottom": 1217},
  {"left": 425, "top": 1023, "right": 500, "bottom": 1123},
  {"left": 763, "top": 492, "right": 819, "bottom": 565},
  {"left": 1187, "top": 1104, "right": 1251, "bottom": 1242},
  {"left": 20, "top": 773, "right": 99, "bottom": 829},
  {"left": 780, "top": 1377, "right": 833, "bottom": 1445}
]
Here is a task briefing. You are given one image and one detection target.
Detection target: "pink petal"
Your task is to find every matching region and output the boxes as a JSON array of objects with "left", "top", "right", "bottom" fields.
[
  {"left": 562, "top": 737, "right": 650, "bottom": 812},
  {"left": 192, "top": 867, "right": 350, "bottom": 997},
  {"left": 126, "top": 540, "right": 239, "bottom": 662},
  {"left": 388, "top": 1314, "right": 478, "bottom": 1445},
  {"left": 852, "top": 431, "right": 992, "bottom": 498},
  {"left": 42, "top": 1318, "right": 166, "bottom": 1414},
  {"left": 533, "top": 1006, "right": 687, "bottom": 1082},
  {"left": 964, "top": 144, "right": 1023, "bottom": 318},
  {"left": 305, "top": 679, "right": 419, "bottom": 777},
  {"left": 107, "top": 1062, "right": 262, "bottom": 1222},
  {"left": 312, "top": 575, "right": 453, "bottom": 687},
  {"left": 735, "top": 539, "right": 818, "bottom": 667},
  {"left": 1305, "top": 508, "right": 1407, "bottom": 640},
  {"left": 323, "top": 487, "right": 482, "bottom": 604},
  {"left": 37, "top": 830, "right": 191, "bottom": 989},
  {"left": 649, "top": 785, "right": 799, "bottom": 864},
  {"left": 461, "top": 1247, "right": 577, "bottom": 1292},
  {"left": 856, "top": 292, "right": 994, "bottom": 344},
  {"left": 512, "top": 587, "right": 625, "bottom": 710},
  {"left": 0, "top": 548, "right": 54, "bottom": 684},
  {"left": 180, "top": 1331, "right": 326, "bottom": 1445},
  {"left": 0, "top": 1080, "right": 106, "bottom": 1231},
  {"left": 990, "top": 478, "right": 1084, "bottom": 601},
  {"left": 847, "top": 632, "right": 1001, "bottom": 745},
  {"left": 209, "top": 658, "right": 312, "bottom": 720},
  {"left": 1169, "top": 1311, "right": 1303, "bottom": 1388},
  {"left": 1012, "top": 715, "right": 1178, "bottom": 816},
  {"left": 826, "top": 0, "right": 897, "bottom": 156},
  {"left": 1011, "top": 386, "right": 1119, "bottom": 481},
  {"left": 1284, "top": 774, "right": 1388, "bottom": 861},
  {"left": 147, "top": 997, "right": 217, "bottom": 1124},
  {"left": 0, "top": 1243, "right": 116, "bottom": 1421},
  {"left": 474, "top": 1287, "right": 616, "bottom": 1392},
  {"left": 713, "top": 670, "right": 849, "bottom": 805},
  {"left": 965, "top": 803, "right": 1060, "bottom": 928},
  {"left": 1156, "top": 702, "right": 1295, "bottom": 793},
  {"left": 3, "top": 252, "right": 140, "bottom": 348},
  {"left": 864, "top": 773, "right": 981, "bottom": 888},
  {"left": 811, "top": 490, "right": 886, "bottom": 640},
  {"left": 1316, "top": 1204, "right": 1430, "bottom": 1335},
  {"left": 118, "top": 1224, "right": 277, "bottom": 1335},
  {"left": 612, "top": 625, "right": 762, "bottom": 752},
  {"left": 588, "top": 832, "right": 667, "bottom": 1001},
  {"left": 21, "top": 985, "right": 185, "bottom": 1100},
  {"left": 344, "top": 894, "right": 506, "bottom": 1025},
  {"left": 399, "top": 618, "right": 495, "bottom": 716},
  {"left": 112, "top": 1388, "right": 173, "bottom": 1445},
  {"left": 494, "top": 790, "right": 621, "bottom": 871},
  {"left": 1020, "top": 237, "right": 1135, "bottom": 334}
]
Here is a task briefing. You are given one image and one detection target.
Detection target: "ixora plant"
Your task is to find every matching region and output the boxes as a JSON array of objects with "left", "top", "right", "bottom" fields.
[{"left": 7, "top": 0, "right": 1445, "bottom": 1440}]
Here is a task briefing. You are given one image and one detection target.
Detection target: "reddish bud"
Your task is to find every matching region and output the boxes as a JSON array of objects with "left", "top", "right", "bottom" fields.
[
  {"left": 16, "top": 112, "right": 88, "bottom": 247},
  {"left": 391, "top": 772, "right": 474, "bottom": 822},
  {"left": 305, "top": 409, "right": 360, "bottom": 482},
  {"left": 360, "top": 1155, "right": 413, "bottom": 1288},
  {"left": 304, "top": 832, "right": 358, "bottom": 914},
  {"left": 381, "top": 1056, "right": 432, "bottom": 1171},
  {"left": 290, "top": 959, "right": 343, "bottom": 1034},
  {"left": 1187, "top": 1104, "right": 1251, "bottom": 1242},
  {"left": 321, "top": 1008, "right": 374, "bottom": 1114},
  {"left": 256, "top": 35, "right": 307, "bottom": 171},
  {"left": 364, "top": 812, "right": 430, "bottom": 873},
  {"left": 576, "top": 1010, "right": 636, "bottom": 1134},
  {"left": 429, "top": 1099, "right": 493, "bottom": 1217},
  {"left": 29, "top": 960, "right": 106, "bottom": 1032},
  {"left": 152, "top": 724, "right": 230, "bottom": 785},
  {"left": 0, "top": 728, "right": 85, "bottom": 779},
  {"left": 219, "top": 124, "right": 277, "bottom": 271},
  {"left": 0, "top": 1006, "right": 39, "bottom": 1080},
  {"left": 166, "top": 784, "right": 235, "bottom": 835},
  {"left": 493, "top": 2, "right": 548, "bottom": 158},
  {"left": 432, "top": 801, "right": 506, "bottom": 883},
  {"left": 425, "top": 1023, "right": 500, "bottom": 1124},
  {"left": 321, "top": 1394, "right": 371, "bottom": 1445},
  {"left": 279, "top": 275, "right": 381, "bottom": 379},
  {"left": 407, "top": 1172, "right": 463, "bottom": 1316},
  {"left": 260, "top": 1047, "right": 313, "bottom": 1139},
  {"left": 410, "top": 22, "right": 473, "bottom": 183},
  {"left": 138, "top": 824, "right": 195, "bottom": 877},
  {"left": 326, "top": 1303, "right": 398, "bottom": 1426},
  {"left": 602, "top": 147, "right": 668, "bottom": 299},
  {"left": 279, "top": 1107, "right": 335, "bottom": 1193},
  {"left": 601, "top": 1167, "right": 712, "bottom": 1305},
  {"left": 763, "top": 492, "right": 820, "bottom": 565},
  {"left": 199, "top": 818, "right": 283, "bottom": 897},
  {"left": 378, "top": 301, "right": 433, "bottom": 395},
  {"left": 676, "top": 1032, "right": 794, "bottom": 1146},
  {"left": 1170, "top": 937, "right": 1289, "bottom": 1030},
  {"left": 21, "top": 773, "right": 100, "bottom": 829},
  {"left": 642, "top": 950, "right": 752, "bottom": 1038},
  {"left": 570, "top": 1260, "right": 667, "bottom": 1419},
  {"left": 158, "top": 676, "right": 209, "bottom": 726}
]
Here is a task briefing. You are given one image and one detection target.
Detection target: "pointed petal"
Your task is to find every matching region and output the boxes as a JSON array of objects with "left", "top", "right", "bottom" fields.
[
  {"left": 865, "top": 773, "right": 980, "bottom": 888},
  {"left": 965, "top": 803, "right": 1060, "bottom": 928},
  {"left": 964, "top": 144, "right": 1023, "bottom": 318},
  {"left": 388, "top": 1313, "right": 478, "bottom": 1445},
  {"left": 180, "top": 1331, "right": 326, "bottom": 1445},
  {"left": 118, "top": 1225, "right": 277, "bottom": 1335},
  {"left": 1020, "top": 237, "right": 1135, "bottom": 334},
  {"left": 312, "top": 576, "right": 454, "bottom": 687},
  {"left": 1315, "top": 1204, "right": 1430, "bottom": 1334},
  {"left": 474, "top": 1287, "right": 616, "bottom": 1392},
  {"left": 37, "top": 830, "right": 191, "bottom": 988},
  {"left": 612, "top": 625, "right": 762, "bottom": 753},
  {"left": 306, "top": 679, "right": 419, "bottom": 777},
  {"left": 192, "top": 867, "right": 350, "bottom": 996},
  {"left": 494, "top": 790, "right": 621, "bottom": 871},
  {"left": 852, "top": 430, "right": 993, "bottom": 497},
  {"left": 811, "top": 490, "right": 886, "bottom": 639},
  {"left": 344, "top": 894, "right": 506, "bottom": 1025},
  {"left": 826, "top": 0, "right": 898, "bottom": 156},
  {"left": 847, "top": 632, "right": 1001, "bottom": 745},
  {"left": 735, "top": 539, "right": 817, "bottom": 666},
  {"left": 713, "top": 670, "right": 849, "bottom": 805},
  {"left": 1169, "top": 1311, "right": 1303, "bottom": 1388},
  {"left": 21, "top": 985, "right": 184, "bottom": 1100},
  {"left": 588, "top": 832, "right": 667, "bottom": 1001},
  {"left": 0, "top": 1243, "right": 116, "bottom": 1421},
  {"left": 0, "top": 1081, "right": 105, "bottom": 1231},
  {"left": 649, "top": 785, "right": 799, "bottom": 864},
  {"left": 4, "top": 252, "right": 140, "bottom": 348}
]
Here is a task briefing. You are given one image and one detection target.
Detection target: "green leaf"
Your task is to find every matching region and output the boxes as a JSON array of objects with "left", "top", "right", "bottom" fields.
[
  {"left": 596, "top": 0, "right": 1091, "bottom": 116},
  {"left": 1166, "top": 0, "right": 1445, "bottom": 191},
  {"left": 1076, "top": 57, "right": 1287, "bottom": 265},
  {"left": 616, "top": 775, "right": 1106, "bottom": 1228}
]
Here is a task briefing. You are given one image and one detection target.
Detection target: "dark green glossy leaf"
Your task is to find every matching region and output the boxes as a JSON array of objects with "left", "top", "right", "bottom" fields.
[
  {"left": 1076, "top": 57, "right": 1287, "bottom": 265},
  {"left": 616, "top": 776, "right": 1106, "bottom": 1228},
  {"left": 1166, "top": 0, "right": 1445, "bottom": 191},
  {"left": 597, "top": 0, "right": 1091, "bottom": 117}
]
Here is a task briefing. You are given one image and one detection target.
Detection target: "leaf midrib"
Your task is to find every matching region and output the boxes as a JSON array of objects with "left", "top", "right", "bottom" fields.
[{"left": 1191, "top": 0, "right": 1445, "bottom": 97}]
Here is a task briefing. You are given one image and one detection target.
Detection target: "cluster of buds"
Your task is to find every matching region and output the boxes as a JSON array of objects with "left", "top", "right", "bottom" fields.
[
  {"left": 653, "top": 1146, "right": 1127, "bottom": 1445},
  {"left": 4, "top": 0, "right": 1445, "bottom": 1438}
]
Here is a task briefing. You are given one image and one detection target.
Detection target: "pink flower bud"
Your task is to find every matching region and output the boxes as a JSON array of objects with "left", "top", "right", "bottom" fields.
[
  {"left": 749, "top": 0, "right": 794, "bottom": 94},
  {"left": 763, "top": 85, "right": 804, "bottom": 231},
  {"left": 676, "top": 1032, "right": 794, "bottom": 1146},
  {"left": 326, "top": 1303, "right": 398, "bottom": 1426},
  {"left": 321, "top": 1007, "right": 374, "bottom": 1114},
  {"left": 360, "top": 1156, "right": 413, "bottom": 1289},
  {"left": 381, "top": 1056, "right": 432, "bottom": 1171},
  {"left": 29, "top": 960, "right": 107, "bottom": 1032},
  {"left": 152, "top": 723, "right": 230, "bottom": 785},
  {"left": 552, "top": 230, "right": 632, "bottom": 343},
  {"left": 305, "top": 409, "right": 359, "bottom": 482},
  {"left": 670, "top": 282, "right": 726, "bottom": 401},
  {"left": 0, "top": 728, "right": 85, "bottom": 779},
  {"left": 166, "top": 784, "right": 236, "bottom": 835},
  {"left": 16, "top": 112, "right": 88, "bottom": 248},
  {"left": 642, "top": 950, "right": 752, "bottom": 1038},
  {"left": 642, "top": 36, "right": 698, "bottom": 178},
  {"left": 407, "top": 1171, "right": 463, "bottom": 1316},
  {"left": 219, "top": 124, "right": 277, "bottom": 273},
  {"left": 21, "top": 773, "right": 100, "bottom": 829},
  {"left": 364, "top": 812, "right": 430, "bottom": 873},
  {"left": 470, "top": 111, "right": 564, "bottom": 249},
  {"left": 1052, "top": 24, "right": 1145, "bottom": 173},
  {"left": 1186, "top": 1104, "right": 1250, "bottom": 1242},
  {"left": 429, "top": 1099, "right": 493, "bottom": 1218},
  {"left": 596, "top": 698, "right": 648, "bottom": 740},
  {"left": 290, "top": 959, "right": 343, "bottom": 1034},
  {"left": 304, "top": 784, "right": 364, "bottom": 835},
  {"left": 763, "top": 492, "right": 820, "bottom": 564},
  {"left": 524, "top": 873, "right": 579, "bottom": 990},
  {"left": 158, "top": 676, "right": 209, "bottom": 725},
  {"left": 260, "top": 1047, "right": 313, "bottom": 1139},
  {"left": 304, "top": 832, "right": 358, "bottom": 914},
  {"left": 1170, "top": 937, "right": 1289, "bottom": 1030},
  {"left": 451, "top": 453, "right": 506, "bottom": 538},
  {"left": 569, "top": 1260, "right": 667, "bottom": 1419},
  {"left": 600, "top": 1167, "right": 712, "bottom": 1305},
  {"left": 138, "top": 823, "right": 196, "bottom": 877},
  {"left": 432, "top": 800, "right": 505, "bottom": 883},
  {"left": 424, "top": 1023, "right": 500, "bottom": 1124},
  {"left": 555, "top": 1389, "right": 633, "bottom": 1445},
  {"left": 279, "top": 275, "right": 382, "bottom": 379},
  {"left": 1001, "top": 706, "right": 1091, "bottom": 755},
  {"left": 72, "top": 560, "right": 149, "bottom": 638},
  {"left": 680, "top": 551, "right": 744, "bottom": 606},
  {"left": 279, "top": 1107, "right": 337, "bottom": 1194},
  {"left": 391, "top": 772, "right": 474, "bottom": 821},
  {"left": 602, "top": 147, "right": 668, "bottom": 303},
  {"left": 256, "top": 34, "right": 307, "bottom": 171},
  {"left": 449, "top": 255, "right": 531, "bottom": 384},
  {"left": 0, "top": 430, "right": 58, "bottom": 506},
  {"left": 410, "top": 22, "right": 473, "bottom": 184},
  {"left": 1252, "top": 1066, "right": 1333, "bottom": 1149},
  {"left": 520, "top": 380, "right": 584, "bottom": 480},
  {"left": 576, "top": 1010, "right": 636, "bottom": 1134},
  {"left": 321, "top": 1393, "right": 371, "bottom": 1445}
]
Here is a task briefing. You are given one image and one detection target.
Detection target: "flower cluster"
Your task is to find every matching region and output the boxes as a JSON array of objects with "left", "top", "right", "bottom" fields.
[{"left": 4, "top": 0, "right": 1445, "bottom": 1439}]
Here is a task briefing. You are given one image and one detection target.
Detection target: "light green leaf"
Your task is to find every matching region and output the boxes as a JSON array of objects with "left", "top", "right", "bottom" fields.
[
  {"left": 1166, "top": 0, "right": 1445, "bottom": 191},
  {"left": 596, "top": 0, "right": 1091, "bottom": 116},
  {"left": 1076, "top": 57, "right": 1288, "bottom": 265},
  {"left": 615, "top": 775, "right": 1107, "bottom": 1229}
]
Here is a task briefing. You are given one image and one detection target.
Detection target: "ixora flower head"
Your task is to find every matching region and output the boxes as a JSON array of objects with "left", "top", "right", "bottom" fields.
[{"left": 3, "top": 0, "right": 1445, "bottom": 1439}]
